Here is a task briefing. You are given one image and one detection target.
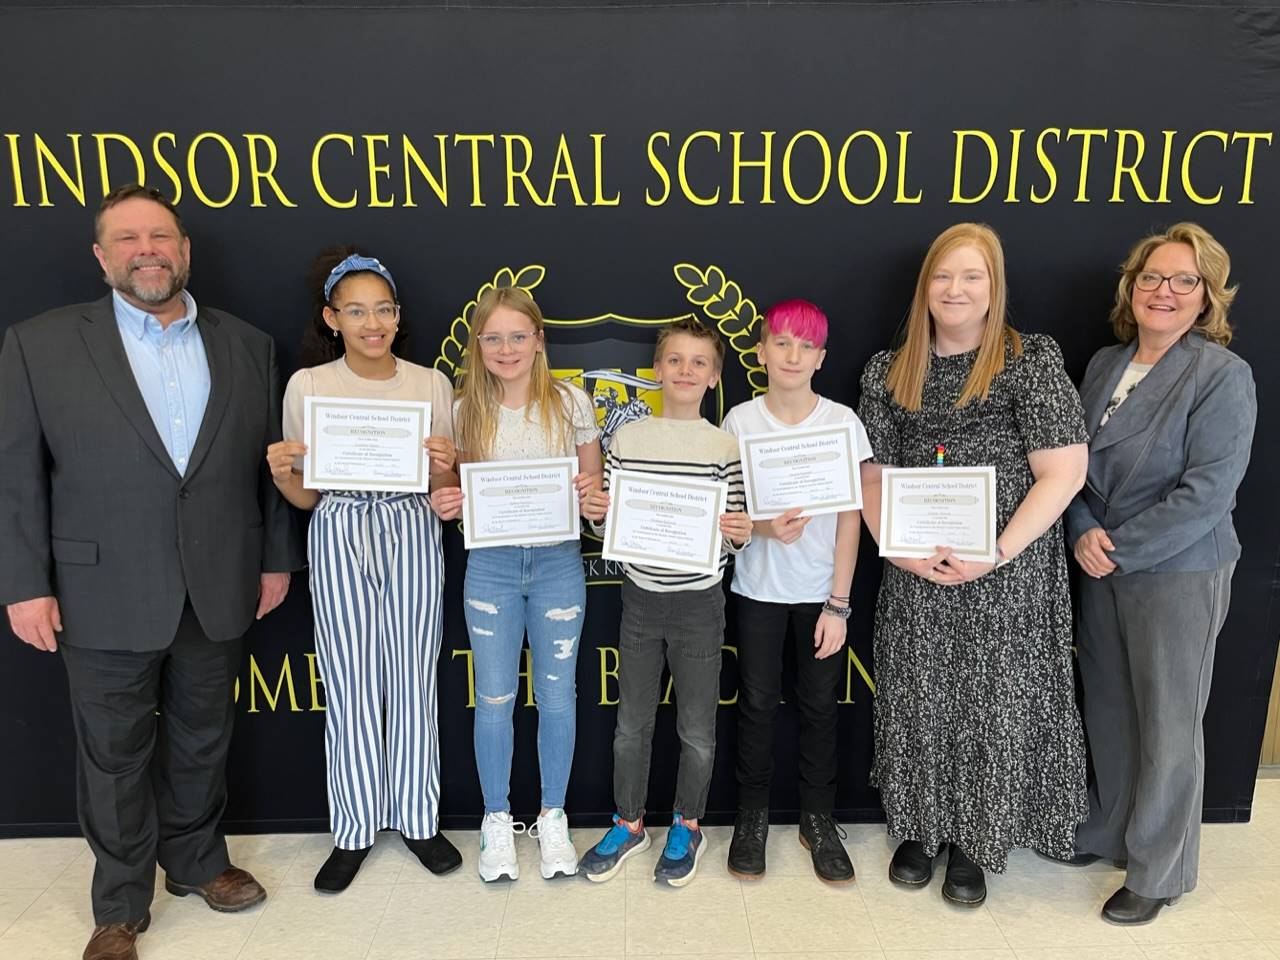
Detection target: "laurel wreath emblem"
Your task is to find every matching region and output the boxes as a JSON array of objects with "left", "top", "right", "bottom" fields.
[{"left": 672, "top": 264, "right": 767, "bottom": 396}]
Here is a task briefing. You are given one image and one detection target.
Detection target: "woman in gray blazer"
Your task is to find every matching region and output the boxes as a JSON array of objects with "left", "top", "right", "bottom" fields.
[{"left": 1058, "top": 223, "right": 1256, "bottom": 925}]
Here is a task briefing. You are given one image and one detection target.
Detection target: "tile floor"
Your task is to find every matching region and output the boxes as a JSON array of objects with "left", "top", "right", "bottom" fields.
[{"left": 3, "top": 780, "right": 1280, "bottom": 959}]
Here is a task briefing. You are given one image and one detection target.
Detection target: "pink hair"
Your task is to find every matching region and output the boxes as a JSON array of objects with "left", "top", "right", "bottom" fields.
[{"left": 762, "top": 299, "right": 828, "bottom": 348}]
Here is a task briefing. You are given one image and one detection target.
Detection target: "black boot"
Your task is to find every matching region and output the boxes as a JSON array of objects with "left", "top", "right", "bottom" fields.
[
  {"left": 941, "top": 844, "right": 986, "bottom": 906},
  {"left": 314, "top": 845, "right": 372, "bottom": 893},
  {"left": 1102, "top": 886, "right": 1178, "bottom": 925},
  {"left": 727, "top": 807, "right": 769, "bottom": 879},
  {"left": 889, "top": 839, "right": 935, "bottom": 886},
  {"left": 798, "top": 812, "right": 855, "bottom": 884},
  {"left": 405, "top": 833, "right": 463, "bottom": 875}
]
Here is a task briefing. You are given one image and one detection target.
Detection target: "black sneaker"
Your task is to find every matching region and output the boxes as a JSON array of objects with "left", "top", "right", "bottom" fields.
[
  {"left": 404, "top": 833, "right": 463, "bottom": 875},
  {"left": 727, "top": 807, "right": 769, "bottom": 879},
  {"left": 314, "top": 845, "right": 371, "bottom": 893},
  {"left": 889, "top": 839, "right": 935, "bottom": 886},
  {"left": 798, "top": 812, "right": 855, "bottom": 884},
  {"left": 941, "top": 844, "right": 986, "bottom": 906}
]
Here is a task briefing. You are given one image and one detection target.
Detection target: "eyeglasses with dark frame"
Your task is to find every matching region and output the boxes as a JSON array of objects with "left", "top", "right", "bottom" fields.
[{"left": 1133, "top": 271, "right": 1202, "bottom": 295}]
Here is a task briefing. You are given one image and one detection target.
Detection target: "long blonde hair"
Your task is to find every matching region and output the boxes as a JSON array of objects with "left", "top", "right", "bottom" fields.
[
  {"left": 454, "top": 286, "right": 576, "bottom": 460},
  {"left": 1110, "top": 222, "right": 1236, "bottom": 346},
  {"left": 884, "top": 222, "right": 1022, "bottom": 412}
]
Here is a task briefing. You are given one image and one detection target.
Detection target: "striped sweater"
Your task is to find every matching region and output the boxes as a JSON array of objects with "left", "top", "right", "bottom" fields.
[{"left": 592, "top": 415, "right": 748, "bottom": 592}]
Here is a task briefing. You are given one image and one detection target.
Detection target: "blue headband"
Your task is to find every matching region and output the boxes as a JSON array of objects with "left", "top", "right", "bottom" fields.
[{"left": 324, "top": 254, "right": 397, "bottom": 301}]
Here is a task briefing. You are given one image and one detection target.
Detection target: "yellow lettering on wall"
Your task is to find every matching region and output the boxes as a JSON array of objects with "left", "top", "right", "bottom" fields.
[
  {"left": 93, "top": 133, "right": 145, "bottom": 196},
  {"left": 5, "top": 134, "right": 28, "bottom": 206},
  {"left": 502, "top": 134, "right": 548, "bottom": 207},
  {"left": 152, "top": 133, "right": 183, "bottom": 202},
  {"left": 402, "top": 134, "right": 449, "bottom": 208},
  {"left": 1110, "top": 129, "right": 1154, "bottom": 203},
  {"left": 547, "top": 133, "right": 587, "bottom": 206},
  {"left": 599, "top": 646, "right": 619, "bottom": 706},
  {"left": 950, "top": 130, "right": 998, "bottom": 204},
  {"left": 34, "top": 133, "right": 85, "bottom": 207},
  {"left": 1066, "top": 128, "right": 1108, "bottom": 202},
  {"left": 364, "top": 134, "right": 395, "bottom": 208},
  {"left": 452, "top": 649, "right": 476, "bottom": 708},
  {"left": 244, "top": 134, "right": 296, "bottom": 208},
  {"left": 730, "top": 130, "right": 775, "bottom": 205},
  {"left": 837, "top": 131, "right": 887, "bottom": 205},
  {"left": 312, "top": 134, "right": 358, "bottom": 209},
  {"left": 1232, "top": 131, "right": 1272, "bottom": 205},
  {"left": 895, "top": 131, "right": 922, "bottom": 204},
  {"left": 678, "top": 131, "right": 721, "bottom": 206},
  {"left": 304, "top": 652, "right": 326, "bottom": 712},
  {"left": 454, "top": 134, "right": 495, "bottom": 207},
  {"left": 1005, "top": 129, "right": 1025, "bottom": 203},
  {"left": 1030, "top": 128, "right": 1061, "bottom": 204},
  {"left": 781, "top": 130, "right": 829, "bottom": 206},
  {"left": 246, "top": 654, "right": 301, "bottom": 714},
  {"left": 187, "top": 132, "right": 240, "bottom": 208},
  {"left": 719, "top": 645, "right": 739, "bottom": 706},
  {"left": 1181, "top": 130, "right": 1228, "bottom": 204},
  {"left": 591, "top": 133, "right": 620, "bottom": 206},
  {"left": 645, "top": 131, "right": 672, "bottom": 206}
]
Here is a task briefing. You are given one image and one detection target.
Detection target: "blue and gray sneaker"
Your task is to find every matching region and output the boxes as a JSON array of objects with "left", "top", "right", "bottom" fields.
[
  {"left": 653, "top": 814, "right": 705, "bottom": 887},
  {"left": 578, "top": 814, "right": 650, "bottom": 883}
]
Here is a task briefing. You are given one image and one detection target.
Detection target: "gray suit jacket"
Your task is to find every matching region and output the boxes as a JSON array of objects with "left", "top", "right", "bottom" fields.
[
  {"left": 0, "top": 295, "right": 305, "bottom": 650},
  {"left": 1064, "top": 331, "right": 1256, "bottom": 575}
]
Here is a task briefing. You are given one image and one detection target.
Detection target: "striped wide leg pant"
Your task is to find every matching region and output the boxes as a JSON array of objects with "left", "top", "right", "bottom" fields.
[{"left": 308, "top": 492, "right": 444, "bottom": 850}]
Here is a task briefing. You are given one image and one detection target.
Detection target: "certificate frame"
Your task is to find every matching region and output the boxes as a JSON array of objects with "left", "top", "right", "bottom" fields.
[
  {"left": 460, "top": 457, "right": 581, "bottom": 549},
  {"left": 879, "top": 466, "right": 998, "bottom": 562},
  {"left": 303, "top": 396, "right": 431, "bottom": 493},
  {"left": 601, "top": 469, "right": 728, "bottom": 577},
  {"left": 739, "top": 421, "right": 863, "bottom": 520}
]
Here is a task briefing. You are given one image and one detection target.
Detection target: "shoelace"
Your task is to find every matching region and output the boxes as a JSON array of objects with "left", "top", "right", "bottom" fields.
[
  {"left": 807, "top": 814, "right": 848, "bottom": 851},
  {"left": 482, "top": 815, "right": 526, "bottom": 854},
  {"left": 530, "top": 812, "right": 574, "bottom": 854},
  {"left": 736, "top": 811, "right": 768, "bottom": 845}
]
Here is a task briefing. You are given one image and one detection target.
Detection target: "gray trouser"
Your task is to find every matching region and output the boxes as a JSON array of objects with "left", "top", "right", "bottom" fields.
[
  {"left": 1075, "top": 564, "right": 1234, "bottom": 899},
  {"left": 613, "top": 578, "right": 725, "bottom": 822}
]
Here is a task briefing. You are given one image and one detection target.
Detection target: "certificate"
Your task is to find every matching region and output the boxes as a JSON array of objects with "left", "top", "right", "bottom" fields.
[
  {"left": 304, "top": 396, "right": 431, "bottom": 492},
  {"left": 601, "top": 470, "right": 728, "bottom": 577},
  {"left": 460, "top": 457, "right": 580, "bottom": 549},
  {"left": 739, "top": 422, "right": 862, "bottom": 519},
  {"left": 879, "top": 466, "right": 998, "bottom": 562}
]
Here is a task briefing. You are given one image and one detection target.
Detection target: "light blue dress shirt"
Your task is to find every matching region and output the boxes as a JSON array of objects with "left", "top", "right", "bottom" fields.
[{"left": 113, "top": 290, "right": 211, "bottom": 476}]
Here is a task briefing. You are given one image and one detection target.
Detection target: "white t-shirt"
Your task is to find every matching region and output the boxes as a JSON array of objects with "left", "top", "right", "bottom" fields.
[{"left": 721, "top": 394, "right": 874, "bottom": 604}]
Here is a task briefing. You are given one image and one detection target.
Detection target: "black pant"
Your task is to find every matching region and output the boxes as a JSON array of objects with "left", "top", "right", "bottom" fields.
[
  {"left": 60, "top": 602, "right": 241, "bottom": 924},
  {"left": 733, "top": 594, "right": 842, "bottom": 814}
]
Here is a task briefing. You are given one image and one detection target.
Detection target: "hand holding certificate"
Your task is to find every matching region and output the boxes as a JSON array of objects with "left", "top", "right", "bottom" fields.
[
  {"left": 601, "top": 470, "right": 728, "bottom": 576},
  {"left": 460, "top": 458, "right": 581, "bottom": 549},
  {"left": 303, "top": 396, "right": 432, "bottom": 492},
  {"left": 878, "top": 466, "right": 998, "bottom": 563},
  {"left": 739, "top": 422, "right": 862, "bottom": 519}
]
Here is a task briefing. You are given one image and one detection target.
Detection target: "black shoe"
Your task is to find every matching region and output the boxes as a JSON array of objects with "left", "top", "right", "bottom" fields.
[
  {"left": 941, "top": 844, "right": 986, "bottom": 906},
  {"left": 889, "top": 839, "right": 935, "bottom": 886},
  {"left": 314, "top": 846, "right": 371, "bottom": 893},
  {"left": 727, "top": 807, "right": 768, "bottom": 879},
  {"left": 798, "top": 812, "right": 855, "bottom": 885},
  {"left": 1036, "top": 848, "right": 1101, "bottom": 866},
  {"left": 404, "top": 833, "right": 463, "bottom": 875},
  {"left": 1102, "top": 886, "right": 1178, "bottom": 925}
]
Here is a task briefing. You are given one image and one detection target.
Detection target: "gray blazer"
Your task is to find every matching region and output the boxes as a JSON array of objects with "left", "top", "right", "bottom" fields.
[
  {"left": 1064, "top": 331, "right": 1256, "bottom": 575},
  {"left": 0, "top": 295, "right": 305, "bottom": 650}
]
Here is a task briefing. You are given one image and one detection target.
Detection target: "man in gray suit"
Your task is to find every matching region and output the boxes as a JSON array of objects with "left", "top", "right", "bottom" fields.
[{"left": 0, "top": 185, "right": 305, "bottom": 960}]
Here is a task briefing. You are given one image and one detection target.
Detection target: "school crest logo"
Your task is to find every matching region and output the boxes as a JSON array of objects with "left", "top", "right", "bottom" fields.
[{"left": 433, "top": 263, "right": 766, "bottom": 583}]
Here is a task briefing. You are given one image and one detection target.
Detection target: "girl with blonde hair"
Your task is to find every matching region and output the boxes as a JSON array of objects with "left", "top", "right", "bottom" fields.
[{"left": 432, "top": 286, "right": 601, "bottom": 882}]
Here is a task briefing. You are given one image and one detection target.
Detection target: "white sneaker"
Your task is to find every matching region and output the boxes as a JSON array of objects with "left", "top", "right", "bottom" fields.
[
  {"left": 478, "top": 811, "right": 524, "bottom": 882},
  {"left": 532, "top": 808, "right": 579, "bottom": 879}
]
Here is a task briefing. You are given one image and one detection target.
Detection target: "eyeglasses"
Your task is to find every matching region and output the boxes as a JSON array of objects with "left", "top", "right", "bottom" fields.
[
  {"left": 477, "top": 331, "right": 537, "bottom": 351},
  {"left": 1133, "top": 272, "right": 1202, "bottom": 295},
  {"left": 331, "top": 303, "right": 400, "bottom": 323}
]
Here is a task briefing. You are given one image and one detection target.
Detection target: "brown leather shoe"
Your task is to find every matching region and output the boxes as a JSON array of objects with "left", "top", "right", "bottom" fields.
[
  {"left": 164, "top": 865, "right": 266, "bottom": 913},
  {"left": 83, "top": 914, "right": 149, "bottom": 960}
]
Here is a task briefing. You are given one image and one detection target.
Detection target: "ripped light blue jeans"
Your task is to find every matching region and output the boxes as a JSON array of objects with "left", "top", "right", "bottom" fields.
[{"left": 463, "top": 540, "right": 586, "bottom": 813}]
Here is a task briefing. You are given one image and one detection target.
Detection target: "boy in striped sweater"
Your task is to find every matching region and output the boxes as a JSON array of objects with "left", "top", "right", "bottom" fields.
[{"left": 578, "top": 319, "right": 752, "bottom": 886}]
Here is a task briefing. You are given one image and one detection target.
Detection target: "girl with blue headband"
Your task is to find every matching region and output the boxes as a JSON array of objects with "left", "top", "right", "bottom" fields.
[{"left": 265, "top": 248, "right": 461, "bottom": 892}]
